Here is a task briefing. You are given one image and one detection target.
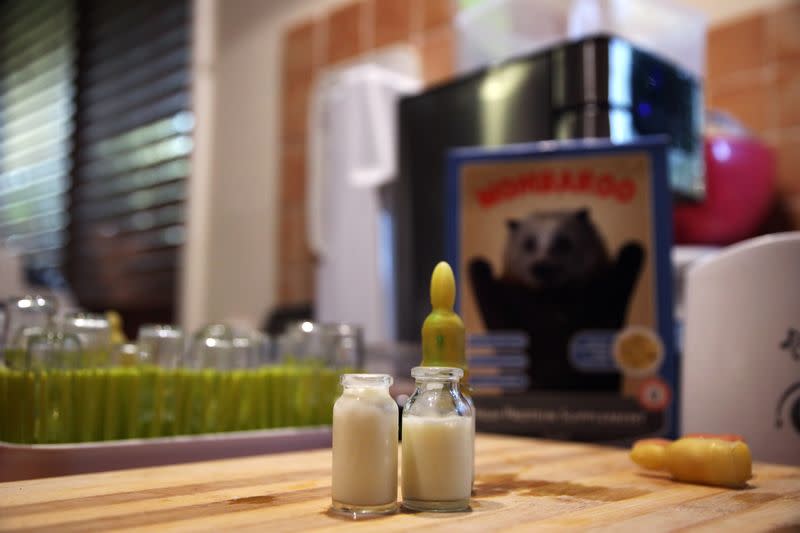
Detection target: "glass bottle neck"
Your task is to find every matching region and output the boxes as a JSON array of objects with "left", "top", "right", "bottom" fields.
[
  {"left": 340, "top": 373, "right": 393, "bottom": 389},
  {"left": 415, "top": 379, "right": 460, "bottom": 393}
]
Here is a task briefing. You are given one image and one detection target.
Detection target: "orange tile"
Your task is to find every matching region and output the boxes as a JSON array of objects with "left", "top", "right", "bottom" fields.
[
  {"left": 278, "top": 211, "right": 293, "bottom": 263},
  {"left": 326, "top": 1, "right": 367, "bottom": 65},
  {"left": 373, "top": 0, "right": 412, "bottom": 48},
  {"left": 414, "top": 0, "right": 454, "bottom": 33},
  {"left": 775, "top": 129, "right": 800, "bottom": 194},
  {"left": 706, "top": 64, "right": 777, "bottom": 102},
  {"left": 418, "top": 27, "right": 455, "bottom": 86},
  {"left": 768, "top": 1, "right": 800, "bottom": 61},
  {"left": 281, "top": 72, "right": 314, "bottom": 143},
  {"left": 707, "top": 13, "right": 768, "bottom": 82},
  {"left": 279, "top": 261, "right": 315, "bottom": 304},
  {"left": 280, "top": 145, "right": 306, "bottom": 205},
  {"left": 709, "top": 75, "right": 776, "bottom": 134},
  {"left": 278, "top": 282, "right": 291, "bottom": 304},
  {"left": 776, "top": 58, "right": 800, "bottom": 129},
  {"left": 281, "top": 205, "right": 310, "bottom": 262},
  {"left": 283, "top": 20, "right": 317, "bottom": 74}
]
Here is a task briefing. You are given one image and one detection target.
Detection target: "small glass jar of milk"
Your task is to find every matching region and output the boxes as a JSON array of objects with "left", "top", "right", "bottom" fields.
[
  {"left": 331, "top": 374, "right": 398, "bottom": 516},
  {"left": 402, "top": 366, "right": 474, "bottom": 512}
]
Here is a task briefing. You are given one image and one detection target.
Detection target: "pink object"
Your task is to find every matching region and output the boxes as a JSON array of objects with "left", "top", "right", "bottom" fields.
[{"left": 674, "top": 123, "right": 776, "bottom": 245}]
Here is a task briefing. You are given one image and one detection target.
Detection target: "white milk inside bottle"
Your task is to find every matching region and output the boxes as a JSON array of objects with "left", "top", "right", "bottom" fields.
[
  {"left": 331, "top": 374, "right": 398, "bottom": 515},
  {"left": 402, "top": 415, "right": 473, "bottom": 503}
]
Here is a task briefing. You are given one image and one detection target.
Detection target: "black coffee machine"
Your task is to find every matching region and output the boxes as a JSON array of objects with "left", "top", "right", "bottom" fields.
[{"left": 392, "top": 34, "right": 703, "bottom": 342}]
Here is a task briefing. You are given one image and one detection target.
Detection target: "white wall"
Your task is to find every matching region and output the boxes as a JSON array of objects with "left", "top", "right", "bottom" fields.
[{"left": 182, "top": 0, "right": 352, "bottom": 333}]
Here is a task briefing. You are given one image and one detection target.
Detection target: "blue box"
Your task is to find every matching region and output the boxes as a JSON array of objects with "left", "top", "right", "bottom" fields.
[{"left": 446, "top": 137, "right": 677, "bottom": 442}]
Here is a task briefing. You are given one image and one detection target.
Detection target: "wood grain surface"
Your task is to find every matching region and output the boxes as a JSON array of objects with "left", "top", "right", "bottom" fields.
[{"left": 0, "top": 434, "right": 798, "bottom": 532}]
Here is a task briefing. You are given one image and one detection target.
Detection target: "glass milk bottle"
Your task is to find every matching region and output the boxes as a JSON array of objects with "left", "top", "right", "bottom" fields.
[
  {"left": 331, "top": 374, "right": 398, "bottom": 516},
  {"left": 402, "top": 366, "right": 474, "bottom": 512}
]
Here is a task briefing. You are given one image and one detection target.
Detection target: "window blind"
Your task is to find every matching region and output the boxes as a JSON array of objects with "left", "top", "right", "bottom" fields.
[
  {"left": 0, "top": 0, "right": 76, "bottom": 275},
  {"left": 68, "top": 0, "right": 192, "bottom": 319}
]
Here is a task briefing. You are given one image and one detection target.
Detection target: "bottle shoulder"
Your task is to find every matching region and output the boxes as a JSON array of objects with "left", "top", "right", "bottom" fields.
[
  {"left": 334, "top": 388, "right": 398, "bottom": 413},
  {"left": 422, "top": 311, "right": 464, "bottom": 331},
  {"left": 403, "top": 385, "right": 472, "bottom": 418}
]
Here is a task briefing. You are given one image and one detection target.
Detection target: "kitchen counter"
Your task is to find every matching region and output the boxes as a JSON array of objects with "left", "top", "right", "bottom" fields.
[{"left": 1, "top": 434, "right": 798, "bottom": 532}]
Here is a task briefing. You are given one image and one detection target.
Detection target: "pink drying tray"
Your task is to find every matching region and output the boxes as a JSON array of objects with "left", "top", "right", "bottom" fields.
[{"left": 0, "top": 426, "right": 332, "bottom": 482}]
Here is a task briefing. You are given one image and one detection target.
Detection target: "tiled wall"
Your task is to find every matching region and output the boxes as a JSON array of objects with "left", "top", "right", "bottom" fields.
[
  {"left": 706, "top": 1, "right": 800, "bottom": 228},
  {"left": 277, "top": 0, "right": 800, "bottom": 306},
  {"left": 278, "top": 0, "right": 455, "bottom": 304}
]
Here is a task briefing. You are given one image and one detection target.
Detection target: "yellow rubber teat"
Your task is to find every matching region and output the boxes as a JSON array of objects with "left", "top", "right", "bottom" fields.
[
  {"left": 106, "top": 310, "right": 127, "bottom": 345},
  {"left": 421, "top": 261, "right": 469, "bottom": 393},
  {"left": 431, "top": 261, "right": 456, "bottom": 311}
]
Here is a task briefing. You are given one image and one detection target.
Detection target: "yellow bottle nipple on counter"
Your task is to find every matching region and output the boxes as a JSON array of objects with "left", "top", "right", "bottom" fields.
[{"left": 422, "top": 261, "right": 469, "bottom": 392}]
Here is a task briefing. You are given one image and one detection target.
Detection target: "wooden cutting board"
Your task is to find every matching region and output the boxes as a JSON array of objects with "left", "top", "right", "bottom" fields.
[{"left": 1, "top": 434, "right": 798, "bottom": 532}]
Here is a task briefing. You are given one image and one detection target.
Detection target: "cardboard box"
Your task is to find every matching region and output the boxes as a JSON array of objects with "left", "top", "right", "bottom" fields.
[{"left": 446, "top": 137, "right": 676, "bottom": 441}]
